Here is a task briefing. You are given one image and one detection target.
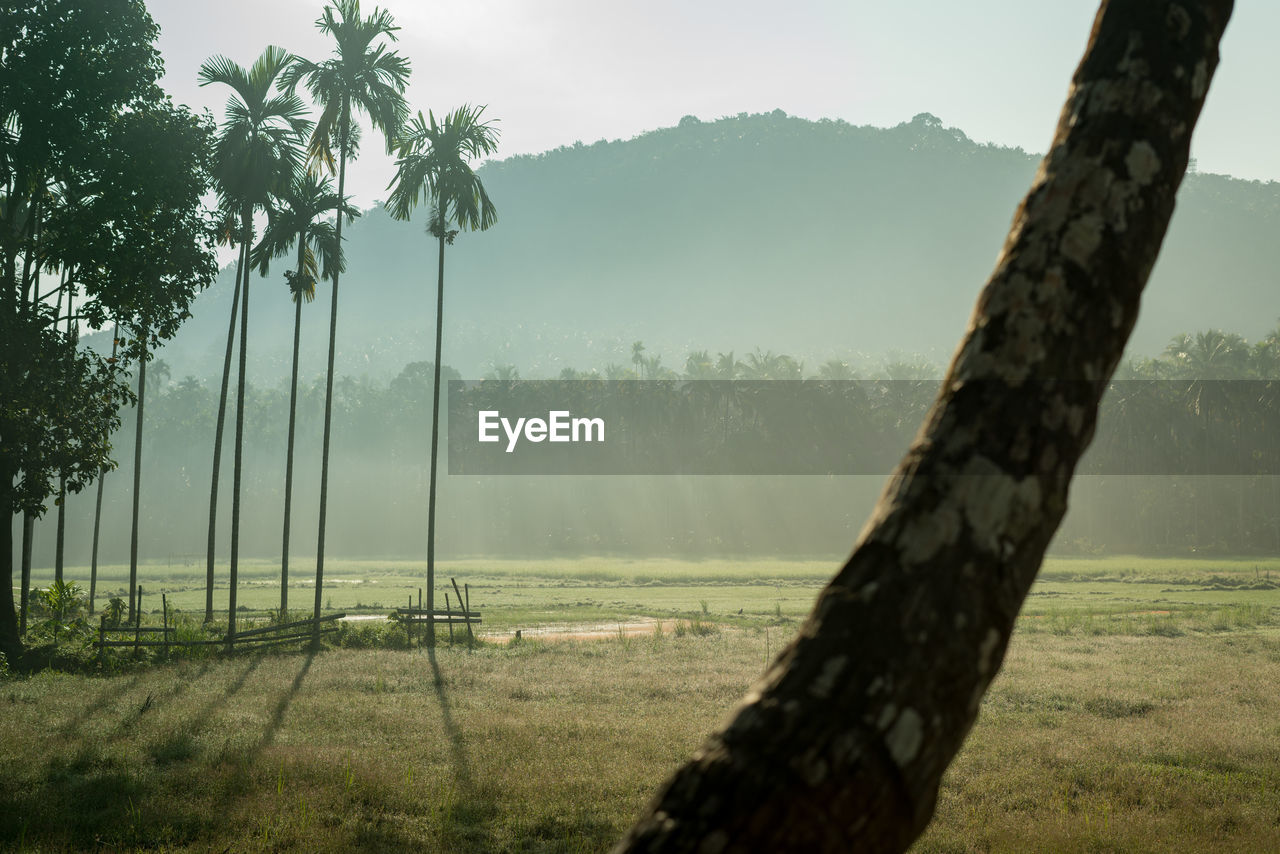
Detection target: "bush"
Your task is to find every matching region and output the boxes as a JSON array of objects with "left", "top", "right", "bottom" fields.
[{"left": 335, "top": 620, "right": 410, "bottom": 650}]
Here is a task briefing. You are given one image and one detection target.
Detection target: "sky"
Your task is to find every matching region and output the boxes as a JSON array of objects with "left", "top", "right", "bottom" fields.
[{"left": 146, "top": 0, "right": 1280, "bottom": 211}]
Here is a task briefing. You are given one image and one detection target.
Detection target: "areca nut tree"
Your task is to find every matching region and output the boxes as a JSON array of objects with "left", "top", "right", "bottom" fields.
[
  {"left": 198, "top": 45, "right": 311, "bottom": 634},
  {"left": 282, "top": 0, "right": 410, "bottom": 637},
  {"left": 387, "top": 104, "right": 498, "bottom": 645},
  {"left": 250, "top": 170, "right": 357, "bottom": 615}
]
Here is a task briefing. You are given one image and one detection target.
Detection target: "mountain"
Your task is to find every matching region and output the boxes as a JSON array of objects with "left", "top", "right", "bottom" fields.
[{"left": 141, "top": 109, "right": 1280, "bottom": 384}]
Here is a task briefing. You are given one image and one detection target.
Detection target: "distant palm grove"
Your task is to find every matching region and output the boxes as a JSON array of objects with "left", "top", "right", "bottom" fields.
[{"left": 26, "top": 326, "right": 1280, "bottom": 581}]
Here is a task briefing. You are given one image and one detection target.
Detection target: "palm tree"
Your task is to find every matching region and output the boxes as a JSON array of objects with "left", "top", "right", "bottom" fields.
[
  {"left": 126, "top": 331, "right": 148, "bottom": 623},
  {"left": 250, "top": 171, "right": 356, "bottom": 615},
  {"left": 199, "top": 46, "right": 310, "bottom": 634},
  {"left": 387, "top": 104, "right": 498, "bottom": 645},
  {"left": 283, "top": 0, "right": 410, "bottom": 636},
  {"left": 683, "top": 350, "right": 715, "bottom": 380}
]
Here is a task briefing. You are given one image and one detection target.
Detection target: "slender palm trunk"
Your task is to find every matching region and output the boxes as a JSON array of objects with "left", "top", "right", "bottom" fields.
[
  {"left": 228, "top": 211, "right": 253, "bottom": 641},
  {"left": 0, "top": 464, "right": 18, "bottom": 662},
  {"left": 51, "top": 270, "right": 65, "bottom": 586},
  {"left": 205, "top": 241, "right": 246, "bottom": 622},
  {"left": 280, "top": 239, "right": 306, "bottom": 616},
  {"left": 89, "top": 324, "right": 119, "bottom": 616},
  {"left": 19, "top": 513, "right": 32, "bottom": 635},
  {"left": 425, "top": 225, "right": 447, "bottom": 646},
  {"left": 54, "top": 482, "right": 66, "bottom": 586},
  {"left": 88, "top": 473, "right": 105, "bottom": 614},
  {"left": 314, "top": 98, "right": 350, "bottom": 640},
  {"left": 128, "top": 336, "right": 147, "bottom": 623}
]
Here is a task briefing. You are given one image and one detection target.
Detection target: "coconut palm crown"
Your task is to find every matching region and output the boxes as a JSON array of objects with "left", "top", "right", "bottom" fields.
[
  {"left": 198, "top": 46, "right": 311, "bottom": 217},
  {"left": 386, "top": 105, "right": 499, "bottom": 231},
  {"left": 281, "top": 0, "right": 410, "bottom": 173},
  {"left": 250, "top": 171, "right": 358, "bottom": 297}
]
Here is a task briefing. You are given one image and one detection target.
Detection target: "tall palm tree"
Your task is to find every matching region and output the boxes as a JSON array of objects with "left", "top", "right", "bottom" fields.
[
  {"left": 387, "top": 104, "right": 498, "bottom": 645},
  {"left": 250, "top": 171, "right": 355, "bottom": 615},
  {"left": 127, "top": 331, "right": 148, "bottom": 623},
  {"left": 283, "top": 0, "right": 409, "bottom": 636},
  {"left": 198, "top": 46, "right": 310, "bottom": 634}
]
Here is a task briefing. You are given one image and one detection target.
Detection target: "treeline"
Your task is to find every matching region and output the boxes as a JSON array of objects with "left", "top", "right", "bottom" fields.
[{"left": 29, "top": 325, "right": 1280, "bottom": 569}]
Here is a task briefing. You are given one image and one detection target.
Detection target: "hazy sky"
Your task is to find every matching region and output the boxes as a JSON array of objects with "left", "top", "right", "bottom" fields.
[{"left": 147, "top": 0, "right": 1279, "bottom": 209}]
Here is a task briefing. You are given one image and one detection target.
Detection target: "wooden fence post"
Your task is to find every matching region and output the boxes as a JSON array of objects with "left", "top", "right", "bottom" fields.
[
  {"left": 162, "top": 593, "right": 169, "bottom": 658},
  {"left": 133, "top": 585, "right": 142, "bottom": 656},
  {"left": 464, "top": 583, "right": 473, "bottom": 643},
  {"left": 446, "top": 593, "right": 454, "bottom": 645},
  {"left": 408, "top": 594, "right": 414, "bottom": 647}
]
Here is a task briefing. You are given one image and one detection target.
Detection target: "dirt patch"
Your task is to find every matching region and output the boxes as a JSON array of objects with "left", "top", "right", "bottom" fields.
[{"left": 483, "top": 618, "right": 680, "bottom": 642}]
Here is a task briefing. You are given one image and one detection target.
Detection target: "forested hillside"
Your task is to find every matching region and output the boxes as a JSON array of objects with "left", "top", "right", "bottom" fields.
[{"left": 133, "top": 110, "right": 1280, "bottom": 384}]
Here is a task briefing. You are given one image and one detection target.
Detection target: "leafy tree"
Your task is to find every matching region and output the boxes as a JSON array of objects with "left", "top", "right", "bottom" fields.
[
  {"left": 251, "top": 170, "right": 356, "bottom": 613},
  {"left": 1, "top": 0, "right": 217, "bottom": 659},
  {"left": 198, "top": 46, "right": 310, "bottom": 632},
  {"left": 387, "top": 104, "right": 499, "bottom": 643},
  {"left": 617, "top": 1, "right": 1232, "bottom": 849},
  {"left": 283, "top": 0, "right": 410, "bottom": 634}
]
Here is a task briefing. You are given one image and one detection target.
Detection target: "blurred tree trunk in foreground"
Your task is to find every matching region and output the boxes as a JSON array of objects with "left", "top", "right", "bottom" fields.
[{"left": 617, "top": 1, "right": 1234, "bottom": 852}]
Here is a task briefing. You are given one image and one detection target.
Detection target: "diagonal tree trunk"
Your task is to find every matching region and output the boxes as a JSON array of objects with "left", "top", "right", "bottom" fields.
[
  {"left": 205, "top": 240, "right": 246, "bottom": 623},
  {"left": 617, "top": 2, "right": 1233, "bottom": 851}
]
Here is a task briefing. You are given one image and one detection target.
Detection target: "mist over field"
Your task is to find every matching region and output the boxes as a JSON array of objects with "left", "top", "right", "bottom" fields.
[{"left": 36, "top": 112, "right": 1280, "bottom": 571}]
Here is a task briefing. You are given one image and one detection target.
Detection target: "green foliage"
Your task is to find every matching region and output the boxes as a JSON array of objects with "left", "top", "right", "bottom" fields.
[
  {"left": 29, "top": 581, "right": 91, "bottom": 643},
  {"left": 104, "top": 597, "right": 128, "bottom": 629},
  {"left": 387, "top": 105, "right": 500, "bottom": 232},
  {"left": 334, "top": 619, "right": 409, "bottom": 650},
  {"left": 673, "top": 617, "right": 718, "bottom": 638},
  {"left": 282, "top": 0, "right": 411, "bottom": 174},
  {"left": 1, "top": 0, "right": 217, "bottom": 658}
]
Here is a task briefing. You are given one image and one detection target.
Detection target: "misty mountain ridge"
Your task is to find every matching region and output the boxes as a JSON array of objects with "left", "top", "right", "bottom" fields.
[{"left": 137, "top": 109, "right": 1280, "bottom": 386}]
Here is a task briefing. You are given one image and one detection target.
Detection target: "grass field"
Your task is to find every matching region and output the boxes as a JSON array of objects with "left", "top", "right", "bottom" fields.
[
  {"left": 6, "top": 555, "right": 1280, "bottom": 851},
  {"left": 24, "top": 554, "right": 1280, "bottom": 632}
]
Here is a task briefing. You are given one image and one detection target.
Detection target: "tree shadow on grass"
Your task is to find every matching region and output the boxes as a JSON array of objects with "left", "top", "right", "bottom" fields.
[
  {"left": 427, "top": 646, "right": 502, "bottom": 852},
  {"left": 257, "top": 648, "right": 314, "bottom": 751},
  {"left": 0, "top": 656, "right": 262, "bottom": 849},
  {"left": 55, "top": 671, "right": 145, "bottom": 738},
  {"left": 206, "top": 649, "right": 315, "bottom": 823}
]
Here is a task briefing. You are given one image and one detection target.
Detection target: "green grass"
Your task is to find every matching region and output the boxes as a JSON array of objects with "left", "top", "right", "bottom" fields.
[
  {"left": 7, "top": 555, "right": 1280, "bottom": 851},
  {"left": 34, "top": 554, "right": 1280, "bottom": 632},
  {"left": 24, "top": 556, "right": 834, "bottom": 631}
]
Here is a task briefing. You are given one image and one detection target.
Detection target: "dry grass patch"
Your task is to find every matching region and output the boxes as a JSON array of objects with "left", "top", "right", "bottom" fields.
[{"left": 5, "top": 617, "right": 1280, "bottom": 851}]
